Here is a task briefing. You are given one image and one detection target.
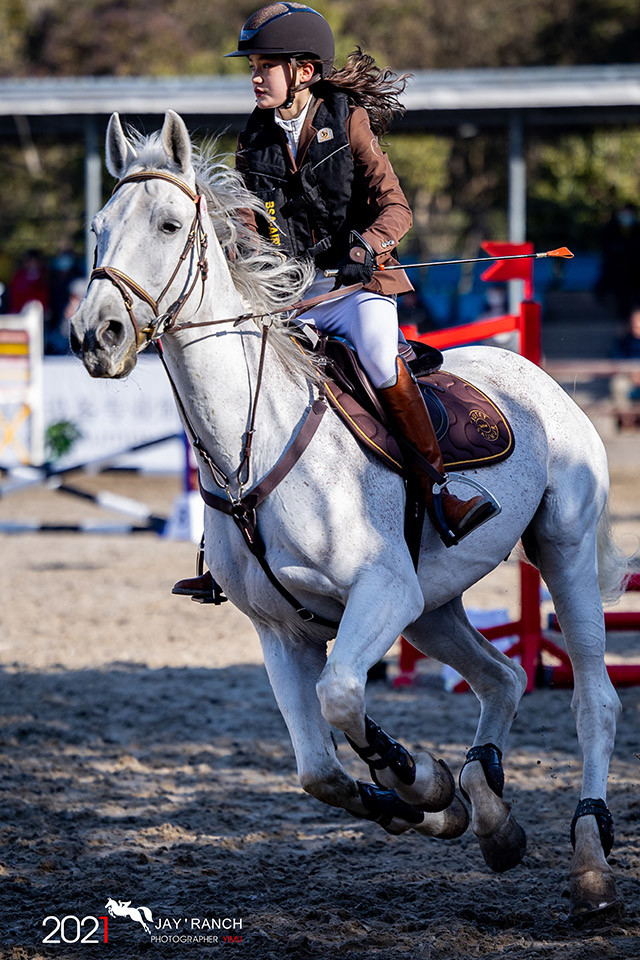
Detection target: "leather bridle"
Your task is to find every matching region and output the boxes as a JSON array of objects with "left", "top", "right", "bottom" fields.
[
  {"left": 89, "top": 168, "right": 366, "bottom": 348},
  {"left": 89, "top": 170, "right": 209, "bottom": 350}
]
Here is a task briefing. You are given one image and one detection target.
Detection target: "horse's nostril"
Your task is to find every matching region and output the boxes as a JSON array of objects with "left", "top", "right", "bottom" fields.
[{"left": 100, "top": 320, "right": 126, "bottom": 348}]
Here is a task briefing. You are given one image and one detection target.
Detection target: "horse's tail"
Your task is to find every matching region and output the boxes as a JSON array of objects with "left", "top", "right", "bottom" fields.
[
  {"left": 139, "top": 906, "right": 154, "bottom": 922},
  {"left": 597, "top": 499, "right": 635, "bottom": 604}
]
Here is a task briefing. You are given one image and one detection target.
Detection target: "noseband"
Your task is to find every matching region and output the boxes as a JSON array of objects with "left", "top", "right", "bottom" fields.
[{"left": 89, "top": 171, "right": 209, "bottom": 350}]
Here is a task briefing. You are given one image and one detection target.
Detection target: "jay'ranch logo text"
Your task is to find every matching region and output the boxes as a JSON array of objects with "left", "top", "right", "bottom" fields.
[{"left": 41, "top": 896, "right": 243, "bottom": 945}]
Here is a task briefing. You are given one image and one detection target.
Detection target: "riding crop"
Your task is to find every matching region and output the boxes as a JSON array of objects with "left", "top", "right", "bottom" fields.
[{"left": 323, "top": 246, "right": 573, "bottom": 277}]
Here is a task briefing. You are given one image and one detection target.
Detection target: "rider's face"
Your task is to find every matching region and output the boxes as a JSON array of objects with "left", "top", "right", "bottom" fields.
[{"left": 248, "top": 55, "right": 292, "bottom": 110}]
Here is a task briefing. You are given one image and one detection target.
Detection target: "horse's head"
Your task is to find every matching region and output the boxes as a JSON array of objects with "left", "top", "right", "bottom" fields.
[{"left": 71, "top": 110, "right": 205, "bottom": 378}]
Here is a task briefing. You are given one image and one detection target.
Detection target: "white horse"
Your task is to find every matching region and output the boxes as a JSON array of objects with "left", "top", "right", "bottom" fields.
[
  {"left": 105, "top": 898, "right": 153, "bottom": 935},
  {"left": 72, "top": 110, "right": 627, "bottom": 921}
]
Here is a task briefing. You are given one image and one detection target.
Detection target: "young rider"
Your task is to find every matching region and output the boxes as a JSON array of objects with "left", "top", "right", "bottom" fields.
[{"left": 173, "top": 2, "right": 496, "bottom": 598}]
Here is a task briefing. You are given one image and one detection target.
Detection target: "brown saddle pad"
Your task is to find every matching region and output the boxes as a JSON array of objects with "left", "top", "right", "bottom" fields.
[
  {"left": 322, "top": 339, "right": 514, "bottom": 473},
  {"left": 424, "top": 370, "right": 514, "bottom": 469}
]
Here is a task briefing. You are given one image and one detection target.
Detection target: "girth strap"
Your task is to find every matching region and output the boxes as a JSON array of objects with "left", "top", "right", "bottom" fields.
[{"left": 198, "top": 398, "right": 340, "bottom": 630}]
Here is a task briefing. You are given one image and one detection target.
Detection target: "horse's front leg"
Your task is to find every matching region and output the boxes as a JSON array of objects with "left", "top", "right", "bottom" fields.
[
  {"left": 259, "top": 626, "right": 449, "bottom": 834},
  {"left": 257, "top": 627, "right": 359, "bottom": 811},
  {"left": 314, "top": 566, "right": 466, "bottom": 838}
]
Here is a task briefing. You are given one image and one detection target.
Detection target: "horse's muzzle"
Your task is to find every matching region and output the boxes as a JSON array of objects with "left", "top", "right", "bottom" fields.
[{"left": 70, "top": 314, "right": 137, "bottom": 379}]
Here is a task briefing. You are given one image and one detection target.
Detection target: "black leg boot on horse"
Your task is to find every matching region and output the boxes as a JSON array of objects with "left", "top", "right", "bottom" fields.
[{"left": 379, "top": 356, "right": 498, "bottom": 546}]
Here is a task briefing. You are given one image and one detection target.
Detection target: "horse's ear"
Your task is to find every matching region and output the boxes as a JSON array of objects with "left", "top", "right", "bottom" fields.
[
  {"left": 106, "top": 113, "right": 138, "bottom": 179},
  {"left": 162, "top": 110, "right": 192, "bottom": 175}
]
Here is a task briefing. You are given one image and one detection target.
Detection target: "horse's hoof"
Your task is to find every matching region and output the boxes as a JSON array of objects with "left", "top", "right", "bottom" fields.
[
  {"left": 477, "top": 809, "right": 527, "bottom": 873},
  {"left": 460, "top": 756, "right": 526, "bottom": 872},
  {"left": 394, "top": 754, "right": 456, "bottom": 813},
  {"left": 570, "top": 898, "right": 624, "bottom": 926},
  {"left": 413, "top": 794, "right": 470, "bottom": 840},
  {"left": 569, "top": 869, "right": 623, "bottom": 924}
]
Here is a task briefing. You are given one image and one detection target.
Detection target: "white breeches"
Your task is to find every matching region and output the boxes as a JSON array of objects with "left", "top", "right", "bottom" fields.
[{"left": 299, "top": 273, "right": 400, "bottom": 388}]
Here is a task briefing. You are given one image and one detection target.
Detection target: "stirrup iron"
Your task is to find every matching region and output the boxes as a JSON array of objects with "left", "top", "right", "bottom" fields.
[{"left": 433, "top": 473, "right": 501, "bottom": 548}]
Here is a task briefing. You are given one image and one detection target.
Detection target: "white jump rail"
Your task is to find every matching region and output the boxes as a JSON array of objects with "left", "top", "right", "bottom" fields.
[{"left": 0, "top": 302, "right": 44, "bottom": 466}]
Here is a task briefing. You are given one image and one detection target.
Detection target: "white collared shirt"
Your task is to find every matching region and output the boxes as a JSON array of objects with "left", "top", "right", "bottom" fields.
[{"left": 274, "top": 98, "right": 312, "bottom": 161}]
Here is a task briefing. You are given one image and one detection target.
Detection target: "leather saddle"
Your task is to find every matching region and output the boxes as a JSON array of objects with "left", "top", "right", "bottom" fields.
[{"left": 319, "top": 336, "right": 515, "bottom": 474}]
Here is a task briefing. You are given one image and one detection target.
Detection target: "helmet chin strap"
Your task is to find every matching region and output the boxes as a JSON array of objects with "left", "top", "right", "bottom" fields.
[{"left": 280, "top": 57, "right": 321, "bottom": 110}]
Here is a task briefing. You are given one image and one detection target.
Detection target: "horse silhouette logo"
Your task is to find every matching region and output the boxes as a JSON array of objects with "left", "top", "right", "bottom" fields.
[{"left": 105, "top": 897, "right": 154, "bottom": 936}]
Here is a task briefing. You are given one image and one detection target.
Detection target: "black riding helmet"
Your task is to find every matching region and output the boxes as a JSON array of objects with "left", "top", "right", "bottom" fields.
[
  {"left": 226, "top": 3, "right": 334, "bottom": 74},
  {"left": 226, "top": 3, "right": 335, "bottom": 106}
]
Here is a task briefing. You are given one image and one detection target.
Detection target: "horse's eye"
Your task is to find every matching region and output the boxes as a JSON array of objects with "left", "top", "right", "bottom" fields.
[{"left": 161, "top": 220, "right": 181, "bottom": 234}]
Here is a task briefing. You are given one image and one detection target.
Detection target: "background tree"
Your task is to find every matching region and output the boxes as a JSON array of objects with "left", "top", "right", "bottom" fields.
[{"left": 2, "top": 0, "right": 640, "bottom": 263}]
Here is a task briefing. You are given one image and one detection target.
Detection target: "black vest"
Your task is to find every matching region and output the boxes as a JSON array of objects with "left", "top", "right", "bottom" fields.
[{"left": 238, "top": 90, "right": 372, "bottom": 267}]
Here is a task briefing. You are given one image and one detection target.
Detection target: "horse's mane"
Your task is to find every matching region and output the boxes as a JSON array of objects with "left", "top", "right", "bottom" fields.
[
  {"left": 194, "top": 142, "right": 317, "bottom": 313},
  {"left": 123, "top": 129, "right": 318, "bottom": 382}
]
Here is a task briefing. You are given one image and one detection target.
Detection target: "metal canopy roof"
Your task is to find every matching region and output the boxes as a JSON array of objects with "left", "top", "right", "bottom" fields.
[
  {"left": 2, "top": 64, "right": 640, "bottom": 136},
  {"left": 5, "top": 64, "right": 639, "bottom": 280}
]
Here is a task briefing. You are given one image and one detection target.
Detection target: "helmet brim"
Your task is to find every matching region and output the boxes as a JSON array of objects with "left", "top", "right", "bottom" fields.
[{"left": 224, "top": 48, "right": 315, "bottom": 58}]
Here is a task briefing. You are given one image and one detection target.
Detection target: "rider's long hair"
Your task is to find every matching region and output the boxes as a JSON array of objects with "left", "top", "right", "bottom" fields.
[{"left": 315, "top": 48, "right": 411, "bottom": 137}]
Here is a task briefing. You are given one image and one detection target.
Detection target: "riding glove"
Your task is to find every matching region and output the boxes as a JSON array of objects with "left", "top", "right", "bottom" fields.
[{"left": 336, "top": 245, "right": 376, "bottom": 286}]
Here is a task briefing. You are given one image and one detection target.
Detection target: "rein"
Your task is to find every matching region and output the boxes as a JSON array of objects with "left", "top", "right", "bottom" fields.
[{"left": 89, "top": 169, "right": 363, "bottom": 348}]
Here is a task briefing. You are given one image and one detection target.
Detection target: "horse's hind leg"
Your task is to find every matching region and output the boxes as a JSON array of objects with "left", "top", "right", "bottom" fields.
[
  {"left": 258, "top": 627, "right": 434, "bottom": 835},
  {"left": 405, "top": 598, "right": 528, "bottom": 872},
  {"left": 527, "top": 487, "right": 622, "bottom": 920}
]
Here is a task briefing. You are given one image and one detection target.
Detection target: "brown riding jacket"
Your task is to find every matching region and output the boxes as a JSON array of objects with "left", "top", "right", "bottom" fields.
[{"left": 237, "top": 93, "right": 414, "bottom": 297}]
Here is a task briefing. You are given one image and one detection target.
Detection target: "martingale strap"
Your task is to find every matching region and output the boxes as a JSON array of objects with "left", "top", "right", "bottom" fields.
[{"left": 198, "top": 399, "right": 341, "bottom": 631}]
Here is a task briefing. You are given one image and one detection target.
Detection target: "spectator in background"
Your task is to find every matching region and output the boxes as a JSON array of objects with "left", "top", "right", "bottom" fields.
[
  {"left": 629, "top": 305, "right": 640, "bottom": 401},
  {"left": 616, "top": 301, "right": 640, "bottom": 358},
  {"left": 627, "top": 304, "right": 640, "bottom": 359},
  {"left": 50, "top": 248, "right": 81, "bottom": 328},
  {"left": 475, "top": 285, "right": 517, "bottom": 350},
  {"left": 9, "top": 249, "right": 50, "bottom": 318},
  {"left": 476, "top": 285, "right": 507, "bottom": 323},
  {"left": 598, "top": 203, "right": 640, "bottom": 319},
  {"left": 612, "top": 301, "right": 640, "bottom": 402},
  {"left": 46, "top": 276, "right": 87, "bottom": 354}
]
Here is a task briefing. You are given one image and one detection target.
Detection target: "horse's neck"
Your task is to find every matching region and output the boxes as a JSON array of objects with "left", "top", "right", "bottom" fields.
[{"left": 163, "top": 278, "right": 310, "bottom": 492}]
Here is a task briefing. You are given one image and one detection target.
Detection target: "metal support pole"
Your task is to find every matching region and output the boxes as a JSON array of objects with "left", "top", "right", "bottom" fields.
[
  {"left": 84, "top": 116, "right": 101, "bottom": 278},
  {"left": 508, "top": 111, "right": 526, "bottom": 312}
]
